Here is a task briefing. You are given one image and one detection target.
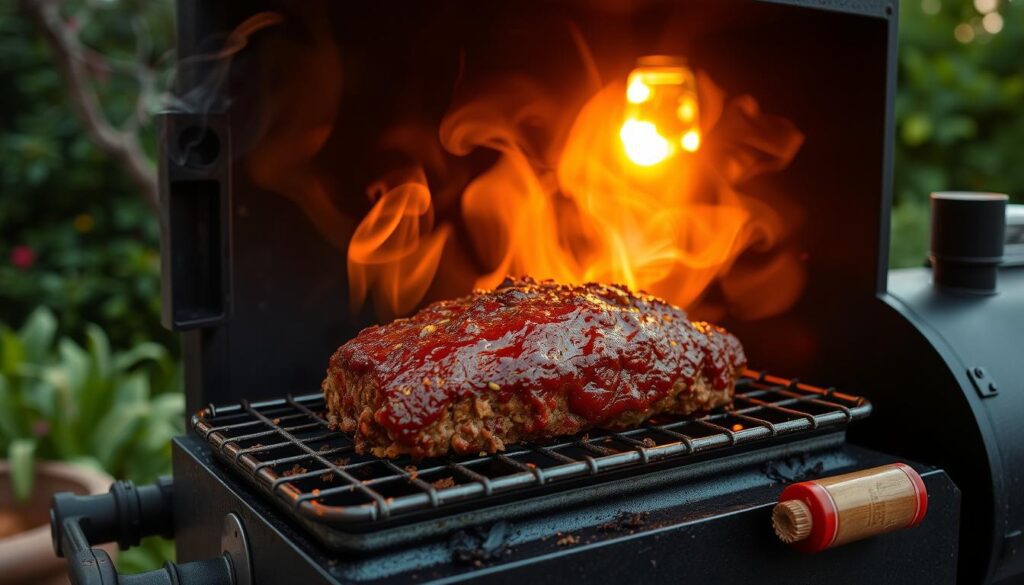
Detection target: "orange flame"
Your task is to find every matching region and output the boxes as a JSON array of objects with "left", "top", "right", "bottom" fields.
[
  {"left": 347, "top": 168, "right": 452, "bottom": 318},
  {"left": 348, "top": 67, "right": 805, "bottom": 319}
]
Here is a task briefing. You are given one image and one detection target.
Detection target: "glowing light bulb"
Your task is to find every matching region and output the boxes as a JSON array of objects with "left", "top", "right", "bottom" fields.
[
  {"left": 681, "top": 129, "right": 701, "bottom": 152},
  {"left": 620, "top": 119, "right": 672, "bottom": 166},
  {"left": 627, "top": 78, "right": 652, "bottom": 104},
  {"left": 620, "top": 56, "right": 701, "bottom": 167}
]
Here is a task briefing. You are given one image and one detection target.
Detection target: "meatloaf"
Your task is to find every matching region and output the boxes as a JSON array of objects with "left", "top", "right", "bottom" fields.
[{"left": 322, "top": 277, "right": 746, "bottom": 459}]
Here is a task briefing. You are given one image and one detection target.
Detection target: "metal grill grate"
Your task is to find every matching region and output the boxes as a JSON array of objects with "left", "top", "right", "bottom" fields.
[{"left": 192, "top": 370, "right": 869, "bottom": 545}]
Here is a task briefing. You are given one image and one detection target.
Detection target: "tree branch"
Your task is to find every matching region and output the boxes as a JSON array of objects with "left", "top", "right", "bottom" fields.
[{"left": 22, "top": 0, "right": 159, "bottom": 211}]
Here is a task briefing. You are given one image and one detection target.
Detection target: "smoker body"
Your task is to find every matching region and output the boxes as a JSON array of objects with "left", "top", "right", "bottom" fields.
[
  {"left": 49, "top": 0, "right": 1021, "bottom": 584},
  {"left": 866, "top": 267, "right": 1024, "bottom": 584},
  {"left": 171, "top": 433, "right": 960, "bottom": 584}
]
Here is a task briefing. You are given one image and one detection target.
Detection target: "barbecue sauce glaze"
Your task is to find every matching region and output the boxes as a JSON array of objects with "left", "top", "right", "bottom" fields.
[{"left": 334, "top": 277, "right": 745, "bottom": 445}]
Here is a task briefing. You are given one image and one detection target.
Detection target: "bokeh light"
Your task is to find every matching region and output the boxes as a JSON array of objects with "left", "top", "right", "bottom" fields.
[
  {"left": 982, "top": 12, "right": 1004, "bottom": 33},
  {"left": 973, "top": 0, "right": 998, "bottom": 13},
  {"left": 954, "top": 22, "right": 976, "bottom": 42}
]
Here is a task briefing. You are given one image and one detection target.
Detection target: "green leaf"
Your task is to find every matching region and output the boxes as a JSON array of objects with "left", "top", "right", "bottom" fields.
[
  {"left": 139, "top": 417, "right": 178, "bottom": 454},
  {"left": 22, "top": 376, "right": 56, "bottom": 419},
  {"left": 114, "top": 371, "right": 150, "bottom": 407},
  {"left": 91, "top": 401, "right": 149, "bottom": 468},
  {"left": 47, "top": 368, "right": 79, "bottom": 459},
  {"left": 85, "top": 324, "right": 111, "bottom": 380},
  {"left": 18, "top": 307, "right": 57, "bottom": 362},
  {"left": 66, "top": 455, "right": 106, "bottom": 476},
  {"left": 56, "top": 338, "right": 90, "bottom": 395},
  {"left": 112, "top": 342, "right": 167, "bottom": 373},
  {"left": 150, "top": 391, "right": 184, "bottom": 414},
  {"left": 9, "top": 439, "right": 37, "bottom": 502}
]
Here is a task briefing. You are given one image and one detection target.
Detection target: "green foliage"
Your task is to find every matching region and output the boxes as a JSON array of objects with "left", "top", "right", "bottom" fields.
[
  {"left": 0, "top": 1, "right": 174, "bottom": 349},
  {"left": 120, "top": 537, "right": 178, "bottom": 574},
  {"left": 0, "top": 307, "right": 183, "bottom": 500},
  {"left": 892, "top": 0, "right": 1024, "bottom": 266},
  {"left": 0, "top": 1, "right": 177, "bottom": 571}
]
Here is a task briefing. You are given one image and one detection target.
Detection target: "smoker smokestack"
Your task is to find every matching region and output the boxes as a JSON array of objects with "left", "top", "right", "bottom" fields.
[{"left": 929, "top": 191, "right": 1008, "bottom": 295}]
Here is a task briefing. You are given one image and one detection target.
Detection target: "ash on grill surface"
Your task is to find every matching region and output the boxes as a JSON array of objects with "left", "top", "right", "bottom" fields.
[
  {"left": 598, "top": 512, "right": 650, "bottom": 533},
  {"left": 450, "top": 521, "right": 512, "bottom": 566},
  {"left": 762, "top": 453, "right": 827, "bottom": 484}
]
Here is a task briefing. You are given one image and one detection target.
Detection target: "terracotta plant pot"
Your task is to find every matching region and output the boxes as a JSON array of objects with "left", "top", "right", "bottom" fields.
[{"left": 0, "top": 461, "right": 115, "bottom": 585}]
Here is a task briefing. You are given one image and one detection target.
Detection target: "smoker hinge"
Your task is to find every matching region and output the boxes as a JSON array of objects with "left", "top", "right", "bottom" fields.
[{"left": 967, "top": 366, "right": 999, "bottom": 398}]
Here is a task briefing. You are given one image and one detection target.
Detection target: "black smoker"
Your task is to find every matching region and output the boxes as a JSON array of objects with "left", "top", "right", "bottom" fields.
[{"left": 48, "top": 1, "right": 1024, "bottom": 584}]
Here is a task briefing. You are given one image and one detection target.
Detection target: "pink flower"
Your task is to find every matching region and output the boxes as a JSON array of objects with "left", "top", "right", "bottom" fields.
[
  {"left": 10, "top": 245, "right": 36, "bottom": 269},
  {"left": 32, "top": 420, "right": 50, "bottom": 438}
]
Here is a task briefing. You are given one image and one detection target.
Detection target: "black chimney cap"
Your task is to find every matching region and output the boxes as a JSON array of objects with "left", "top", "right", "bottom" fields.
[{"left": 929, "top": 191, "right": 1008, "bottom": 295}]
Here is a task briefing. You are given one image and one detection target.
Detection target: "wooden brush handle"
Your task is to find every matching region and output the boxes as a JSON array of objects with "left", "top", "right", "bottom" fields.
[{"left": 772, "top": 463, "right": 928, "bottom": 552}]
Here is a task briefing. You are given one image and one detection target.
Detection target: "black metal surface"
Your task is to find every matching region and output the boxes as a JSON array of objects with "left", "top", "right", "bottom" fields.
[
  {"left": 877, "top": 266, "right": 1024, "bottom": 584},
  {"left": 160, "top": 112, "right": 232, "bottom": 331},
  {"left": 191, "top": 370, "right": 869, "bottom": 551},
  {"left": 173, "top": 434, "right": 960, "bottom": 584},
  {"left": 222, "top": 513, "right": 254, "bottom": 585}
]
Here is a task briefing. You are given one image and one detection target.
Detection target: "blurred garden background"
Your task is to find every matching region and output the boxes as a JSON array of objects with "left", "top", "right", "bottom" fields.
[{"left": 0, "top": 0, "right": 1021, "bottom": 573}]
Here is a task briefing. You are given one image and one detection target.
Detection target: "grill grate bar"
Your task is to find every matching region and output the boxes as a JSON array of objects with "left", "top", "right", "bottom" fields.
[
  {"left": 287, "top": 396, "right": 332, "bottom": 426},
  {"left": 768, "top": 387, "right": 856, "bottom": 422},
  {"left": 696, "top": 419, "right": 738, "bottom": 445},
  {"left": 644, "top": 423, "right": 696, "bottom": 454},
  {"left": 730, "top": 411, "right": 779, "bottom": 436},
  {"left": 574, "top": 437, "right": 618, "bottom": 457},
  {"left": 524, "top": 442, "right": 579, "bottom": 465},
  {"left": 198, "top": 412, "right": 311, "bottom": 439},
  {"left": 737, "top": 394, "right": 823, "bottom": 428},
  {"left": 379, "top": 459, "right": 441, "bottom": 509},
  {"left": 192, "top": 370, "right": 870, "bottom": 528},
  {"left": 248, "top": 445, "right": 351, "bottom": 474},
  {"left": 241, "top": 398, "right": 392, "bottom": 520},
  {"left": 444, "top": 459, "right": 494, "bottom": 496},
  {"left": 497, "top": 453, "right": 547, "bottom": 484}
]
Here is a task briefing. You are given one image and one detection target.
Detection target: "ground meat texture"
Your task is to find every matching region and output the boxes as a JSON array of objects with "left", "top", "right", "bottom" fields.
[{"left": 322, "top": 277, "right": 746, "bottom": 459}]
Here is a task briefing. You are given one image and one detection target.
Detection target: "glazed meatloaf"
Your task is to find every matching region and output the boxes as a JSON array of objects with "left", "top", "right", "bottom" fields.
[{"left": 322, "top": 277, "right": 746, "bottom": 459}]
